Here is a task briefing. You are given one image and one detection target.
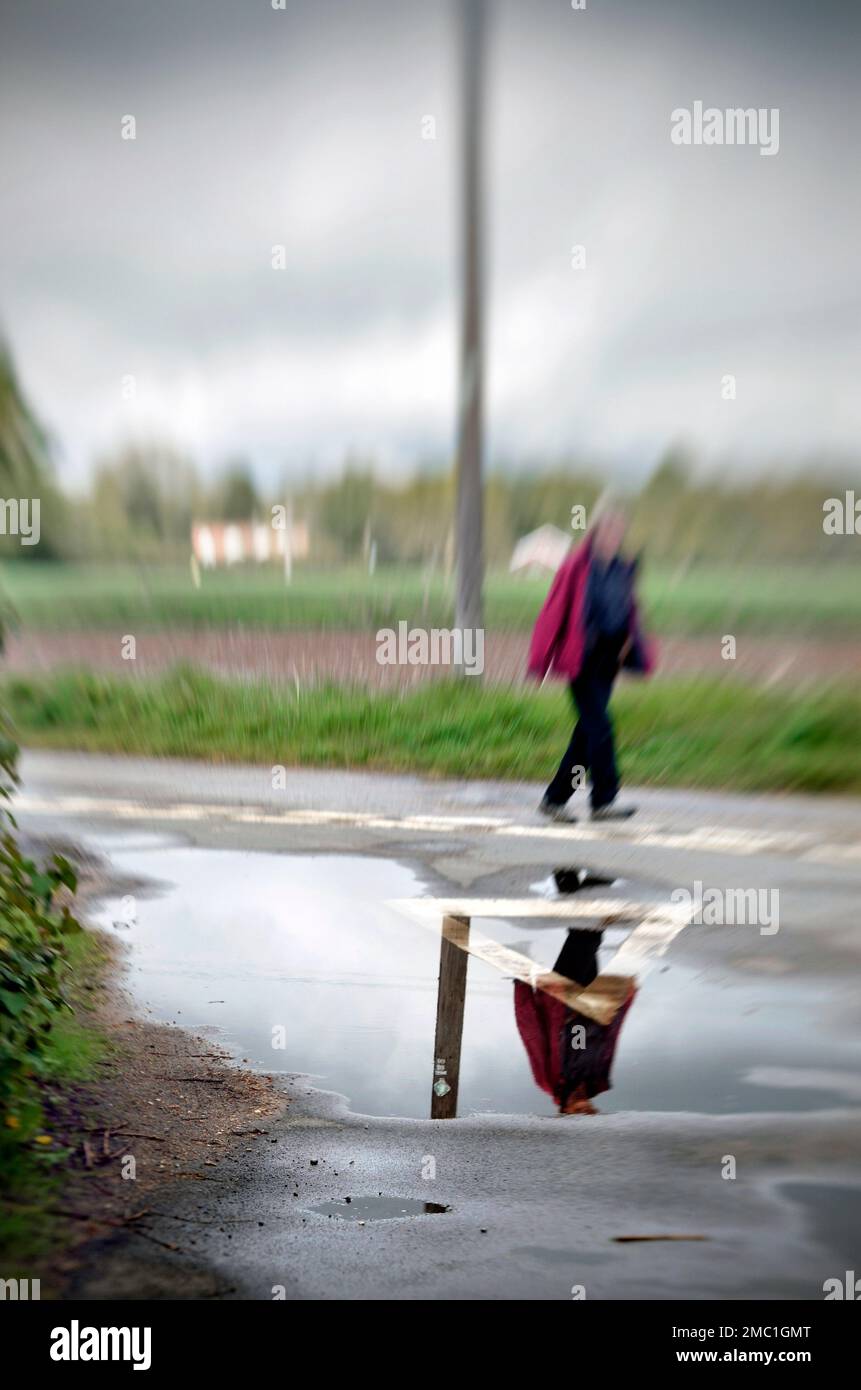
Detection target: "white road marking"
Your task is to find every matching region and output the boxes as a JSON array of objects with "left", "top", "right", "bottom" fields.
[
  {"left": 743, "top": 1067, "right": 861, "bottom": 1102},
  {"left": 501, "top": 821, "right": 815, "bottom": 856},
  {"left": 13, "top": 793, "right": 859, "bottom": 865},
  {"left": 387, "top": 895, "right": 678, "bottom": 925},
  {"left": 803, "top": 843, "right": 861, "bottom": 862},
  {"left": 387, "top": 895, "right": 692, "bottom": 1023}
]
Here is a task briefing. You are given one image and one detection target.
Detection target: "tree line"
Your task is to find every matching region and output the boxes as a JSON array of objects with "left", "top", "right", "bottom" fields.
[{"left": 1, "top": 342, "right": 857, "bottom": 567}]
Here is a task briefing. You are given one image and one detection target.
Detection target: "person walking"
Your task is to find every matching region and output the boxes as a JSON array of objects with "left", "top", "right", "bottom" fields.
[
  {"left": 513, "top": 929, "right": 637, "bottom": 1115},
  {"left": 527, "top": 501, "right": 654, "bottom": 822}
]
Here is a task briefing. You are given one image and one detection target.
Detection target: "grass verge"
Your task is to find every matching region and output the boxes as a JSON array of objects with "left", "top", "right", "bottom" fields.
[{"left": 3, "top": 666, "right": 861, "bottom": 794}]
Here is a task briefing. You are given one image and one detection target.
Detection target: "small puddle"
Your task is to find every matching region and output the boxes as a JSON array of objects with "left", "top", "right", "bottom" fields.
[
  {"left": 551, "top": 867, "right": 618, "bottom": 893},
  {"left": 90, "top": 840, "right": 861, "bottom": 1121},
  {"left": 308, "top": 1197, "right": 449, "bottom": 1221}
]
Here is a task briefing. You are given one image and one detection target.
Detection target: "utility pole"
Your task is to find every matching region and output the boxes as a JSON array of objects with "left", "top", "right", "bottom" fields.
[{"left": 454, "top": 0, "right": 486, "bottom": 647}]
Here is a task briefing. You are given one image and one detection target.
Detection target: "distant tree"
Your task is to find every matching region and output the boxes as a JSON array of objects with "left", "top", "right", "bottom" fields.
[
  {"left": 124, "top": 458, "right": 163, "bottom": 536},
  {"left": 217, "top": 461, "right": 259, "bottom": 520},
  {"left": 507, "top": 468, "right": 601, "bottom": 541},
  {"left": 0, "top": 342, "right": 50, "bottom": 495},
  {"left": 634, "top": 446, "right": 694, "bottom": 558},
  {"left": 0, "top": 338, "right": 68, "bottom": 558},
  {"left": 319, "top": 466, "right": 376, "bottom": 558},
  {"left": 375, "top": 471, "right": 451, "bottom": 564},
  {"left": 642, "top": 449, "right": 692, "bottom": 501},
  {"left": 89, "top": 442, "right": 202, "bottom": 556}
]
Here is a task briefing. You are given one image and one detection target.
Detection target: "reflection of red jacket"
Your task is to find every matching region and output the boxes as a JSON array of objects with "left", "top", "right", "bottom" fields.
[
  {"left": 527, "top": 538, "right": 655, "bottom": 683},
  {"left": 514, "top": 981, "right": 636, "bottom": 1106}
]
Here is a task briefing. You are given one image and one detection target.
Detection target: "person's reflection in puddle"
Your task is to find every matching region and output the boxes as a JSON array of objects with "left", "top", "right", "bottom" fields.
[{"left": 514, "top": 929, "right": 636, "bottom": 1116}]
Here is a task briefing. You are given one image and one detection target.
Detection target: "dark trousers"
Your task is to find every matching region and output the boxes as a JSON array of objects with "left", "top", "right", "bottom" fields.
[
  {"left": 553, "top": 929, "right": 602, "bottom": 987},
  {"left": 544, "top": 636, "right": 622, "bottom": 811}
]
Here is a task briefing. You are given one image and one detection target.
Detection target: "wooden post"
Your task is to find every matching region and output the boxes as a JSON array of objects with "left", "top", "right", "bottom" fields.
[{"left": 430, "top": 914, "right": 471, "bottom": 1119}]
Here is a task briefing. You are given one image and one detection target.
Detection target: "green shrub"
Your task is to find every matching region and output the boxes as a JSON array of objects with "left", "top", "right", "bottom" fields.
[
  {"left": 0, "top": 638, "right": 82, "bottom": 1149},
  {"left": 0, "top": 835, "right": 81, "bottom": 1130}
]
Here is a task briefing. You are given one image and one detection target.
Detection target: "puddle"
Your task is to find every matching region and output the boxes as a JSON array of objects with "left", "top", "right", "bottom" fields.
[
  {"left": 92, "top": 843, "right": 561, "bottom": 1118},
  {"left": 90, "top": 840, "right": 861, "bottom": 1121},
  {"left": 610, "top": 965, "right": 861, "bottom": 1115},
  {"left": 777, "top": 1183, "right": 861, "bottom": 1269},
  {"left": 308, "top": 1197, "right": 449, "bottom": 1221},
  {"left": 531, "top": 868, "right": 621, "bottom": 899},
  {"left": 551, "top": 867, "right": 618, "bottom": 893}
]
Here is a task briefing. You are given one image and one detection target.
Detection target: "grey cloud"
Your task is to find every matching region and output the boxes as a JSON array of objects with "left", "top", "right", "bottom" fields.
[{"left": 1, "top": 0, "right": 859, "bottom": 485}]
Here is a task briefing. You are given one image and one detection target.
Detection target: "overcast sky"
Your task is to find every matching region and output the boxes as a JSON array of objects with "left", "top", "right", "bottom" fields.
[{"left": 1, "top": 0, "right": 859, "bottom": 490}]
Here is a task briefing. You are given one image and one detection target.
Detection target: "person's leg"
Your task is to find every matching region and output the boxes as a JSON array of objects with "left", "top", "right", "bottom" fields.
[
  {"left": 553, "top": 929, "right": 602, "bottom": 986},
  {"left": 542, "top": 684, "right": 587, "bottom": 807},
  {"left": 572, "top": 665, "right": 619, "bottom": 812}
]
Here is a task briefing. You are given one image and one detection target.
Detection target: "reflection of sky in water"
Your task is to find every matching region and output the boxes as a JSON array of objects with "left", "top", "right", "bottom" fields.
[{"left": 91, "top": 843, "right": 860, "bottom": 1121}]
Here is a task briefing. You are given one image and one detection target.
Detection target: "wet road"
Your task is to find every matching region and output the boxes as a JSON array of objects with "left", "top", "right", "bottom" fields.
[{"left": 16, "top": 749, "right": 861, "bottom": 1299}]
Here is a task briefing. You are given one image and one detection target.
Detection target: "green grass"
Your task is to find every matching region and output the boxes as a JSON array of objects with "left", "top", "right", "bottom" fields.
[
  {"left": 4, "top": 666, "right": 861, "bottom": 794},
  {"left": 2, "top": 560, "right": 860, "bottom": 635},
  {"left": 0, "top": 929, "right": 110, "bottom": 1266}
]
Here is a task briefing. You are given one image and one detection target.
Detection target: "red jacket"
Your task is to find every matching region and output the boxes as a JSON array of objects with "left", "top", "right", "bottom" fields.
[
  {"left": 527, "top": 538, "right": 656, "bottom": 683},
  {"left": 513, "top": 980, "right": 637, "bottom": 1106}
]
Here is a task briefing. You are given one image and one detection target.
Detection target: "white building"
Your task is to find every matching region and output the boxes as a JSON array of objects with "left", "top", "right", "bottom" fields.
[{"left": 191, "top": 519, "right": 309, "bottom": 569}]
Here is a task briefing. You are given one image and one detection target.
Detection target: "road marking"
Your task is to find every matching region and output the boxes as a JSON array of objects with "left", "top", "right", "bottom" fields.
[
  {"left": 500, "top": 821, "right": 815, "bottom": 856},
  {"left": 387, "top": 895, "right": 691, "bottom": 1024},
  {"left": 387, "top": 895, "right": 676, "bottom": 924},
  {"left": 14, "top": 793, "right": 860, "bottom": 865},
  {"left": 803, "top": 843, "right": 861, "bottom": 862},
  {"left": 743, "top": 1067, "right": 861, "bottom": 1102}
]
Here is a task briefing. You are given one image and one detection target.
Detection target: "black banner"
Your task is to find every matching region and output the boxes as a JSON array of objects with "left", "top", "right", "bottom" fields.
[{"left": 6, "top": 1298, "right": 857, "bottom": 1375}]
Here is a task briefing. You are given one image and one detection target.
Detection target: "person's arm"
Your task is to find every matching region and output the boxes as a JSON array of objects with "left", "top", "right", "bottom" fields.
[
  {"left": 622, "top": 596, "right": 656, "bottom": 673},
  {"left": 527, "top": 552, "right": 578, "bottom": 679}
]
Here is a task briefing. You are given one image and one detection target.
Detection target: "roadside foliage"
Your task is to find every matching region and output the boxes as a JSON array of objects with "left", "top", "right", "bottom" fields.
[{"left": 0, "top": 613, "right": 81, "bottom": 1155}]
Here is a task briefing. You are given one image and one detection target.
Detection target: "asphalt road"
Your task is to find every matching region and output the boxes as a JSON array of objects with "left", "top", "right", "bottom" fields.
[{"left": 17, "top": 749, "right": 861, "bottom": 1300}]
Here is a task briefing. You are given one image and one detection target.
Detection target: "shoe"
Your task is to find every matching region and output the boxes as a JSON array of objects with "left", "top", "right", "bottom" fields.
[
  {"left": 559, "top": 1098, "right": 599, "bottom": 1116},
  {"left": 538, "top": 798, "right": 578, "bottom": 824},
  {"left": 590, "top": 802, "right": 636, "bottom": 821}
]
